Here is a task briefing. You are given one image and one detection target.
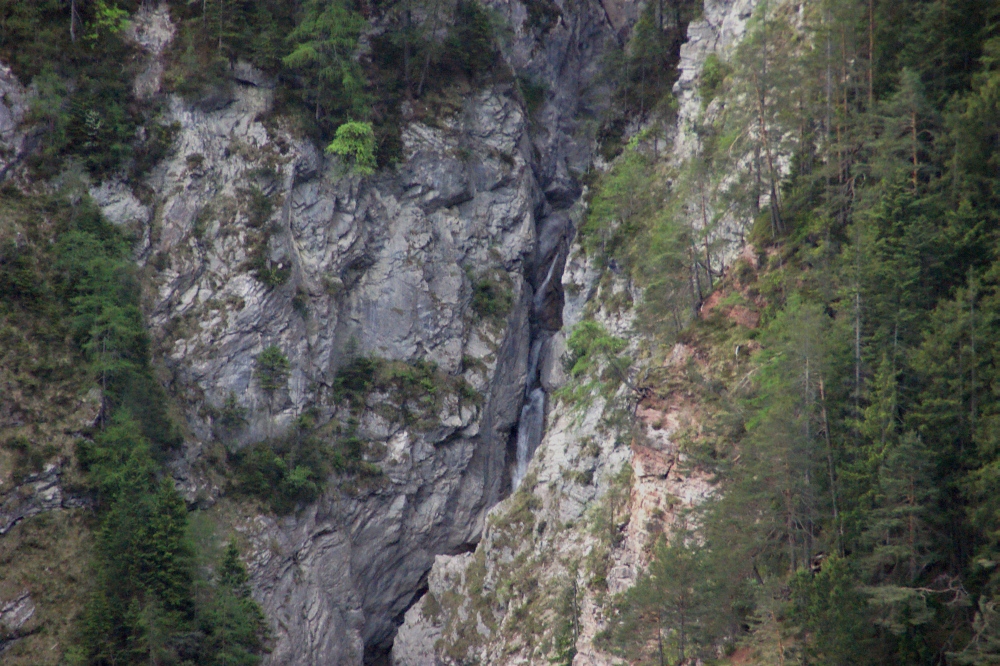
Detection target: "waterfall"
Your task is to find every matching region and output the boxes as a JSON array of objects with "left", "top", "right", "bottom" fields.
[
  {"left": 532, "top": 254, "right": 559, "bottom": 315},
  {"left": 525, "top": 337, "right": 545, "bottom": 396},
  {"left": 513, "top": 387, "right": 546, "bottom": 490}
]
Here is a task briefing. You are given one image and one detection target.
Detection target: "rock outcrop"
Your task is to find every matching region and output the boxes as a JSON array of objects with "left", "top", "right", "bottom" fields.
[
  {"left": 77, "top": 0, "right": 651, "bottom": 661},
  {"left": 0, "top": 0, "right": 764, "bottom": 661},
  {"left": 391, "top": 1, "right": 762, "bottom": 663},
  {"left": 139, "top": 73, "right": 538, "bottom": 662}
]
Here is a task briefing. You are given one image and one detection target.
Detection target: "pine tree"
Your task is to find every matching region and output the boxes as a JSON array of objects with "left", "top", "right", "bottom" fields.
[
  {"left": 605, "top": 529, "right": 714, "bottom": 664},
  {"left": 198, "top": 542, "right": 269, "bottom": 666},
  {"left": 283, "top": 0, "right": 369, "bottom": 123}
]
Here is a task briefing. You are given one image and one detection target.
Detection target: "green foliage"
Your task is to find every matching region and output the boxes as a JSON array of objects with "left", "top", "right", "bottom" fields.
[
  {"left": 0, "top": 238, "right": 45, "bottom": 304},
  {"left": 228, "top": 436, "right": 330, "bottom": 514},
  {"left": 240, "top": 188, "right": 286, "bottom": 287},
  {"left": 791, "top": 559, "right": 883, "bottom": 665},
  {"left": 698, "top": 52, "right": 730, "bottom": 107},
  {"left": 0, "top": 192, "right": 261, "bottom": 663},
  {"left": 215, "top": 391, "right": 249, "bottom": 440},
  {"left": 42, "top": 199, "right": 269, "bottom": 665},
  {"left": 164, "top": 0, "right": 295, "bottom": 101},
  {"left": 332, "top": 354, "right": 481, "bottom": 421},
  {"left": 326, "top": 121, "right": 377, "bottom": 175},
  {"left": 517, "top": 75, "right": 548, "bottom": 117},
  {"left": 564, "top": 320, "right": 629, "bottom": 382},
  {"left": 524, "top": 0, "right": 561, "bottom": 34},
  {"left": 0, "top": 0, "right": 155, "bottom": 178},
  {"left": 282, "top": 0, "right": 369, "bottom": 123},
  {"left": 332, "top": 356, "right": 379, "bottom": 403},
  {"left": 601, "top": 530, "right": 714, "bottom": 664},
  {"left": 53, "top": 199, "right": 181, "bottom": 450},
  {"left": 598, "top": 0, "right": 700, "bottom": 154},
  {"left": 579, "top": 145, "right": 657, "bottom": 262},
  {"left": 950, "top": 596, "right": 1000, "bottom": 665},
  {"left": 2, "top": 435, "right": 59, "bottom": 483},
  {"left": 75, "top": 415, "right": 233, "bottom": 666},
  {"left": 85, "top": 1, "right": 129, "bottom": 44},
  {"left": 196, "top": 542, "right": 269, "bottom": 666},
  {"left": 228, "top": 408, "right": 388, "bottom": 513},
  {"left": 364, "top": 0, "right": 506, "bottom": 165},
  {"left": 244, "top": 232, "right": 290, "bottom": 288},
  {"left": 611, "top": 3, "right": 1000, "bottom": 661},
  {"left": 470, "top": 274, "right": 514, "bottom": 320},
  {"left": 255, "top": 345, "right": 289, "bottom": 393},
  {"left": 231, "top": 349, "right": 482, "bottom": 512},
  {"left": 245, "top": 187, "right": 275, "bottom": 229},
  {"left": 548, "top": 568, "right": 579, "bottom": 665},
  {"left": 444, "top": 1, "right": 503, "bottom": 79}
]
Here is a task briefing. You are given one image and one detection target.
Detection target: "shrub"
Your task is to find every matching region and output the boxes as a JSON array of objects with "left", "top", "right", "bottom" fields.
[
  {"left": 283, "top": 0, "right": 369, "bottom": 126},
  {"left": 255, "top": 345, "right": 290, "bottom": 392},
  {"left": 53, "top": 199, "right": 182, "bottom": 451},
  {"left": 243, "top": 222, "right": 290, "bottom": 288},
  {"left": 245, "top": 187, "right": 274, "bottom": 228},
  {"left": 525, "top": 0, "right": 561, "bottom": 33},
  {"left": 332, "top": 356, "right": 378, "bottom": 402},
  {"left": 229, "top": 429, "right": 382, "bottom": 514},
  {"left": 326, "top": 121, "right": 377, "bottom": 175},
  {"left": 215, "top": 391, "right": 248, "bottom": 438},
  {"left": 565, "top": 320, "right": 628, "bottom": 378},
  {"left": 444, "top": 1, "right": 500, "bottom": 78},
  {"left": 517, "top": 75, "right": 548, "bottom": 117},
  {"left": 471, "top": 275, "right": 513, "bottom": 319},
  {"left": 699, "top": 52, "right": 731, "bottom": 107},
  {"left": 0, "top": 239, "right": 43, "bottom": 304},
  {"left": 3, "top": 435, "right": 58, "bottom": 483}
]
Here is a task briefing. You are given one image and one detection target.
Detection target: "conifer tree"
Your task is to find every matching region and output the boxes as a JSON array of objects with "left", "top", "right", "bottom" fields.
[{"left": 283, "top": 0, "right": 369, "bottom": 123}]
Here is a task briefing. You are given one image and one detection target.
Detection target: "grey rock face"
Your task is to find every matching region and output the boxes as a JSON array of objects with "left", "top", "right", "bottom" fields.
[
  {"left": 135, "top": 78, "right": 538, "bottom": 661},
  {"left": 391, "top": 0, "right": 770, "bottom": 663},
  {"left": 0, "top": 63, "right": 30, "bottom": 181},
  {"left": 0, "top": 589, "right": 36, "bottom": 655},
  {"left": 80, "top": 0, "right": 638, "bottom": 660},
  {"left": 0, "top": 464, "right": 90, "bottom": 536},
  {"left": 672, "top": 0, "right": 762, "bottom": 266}
]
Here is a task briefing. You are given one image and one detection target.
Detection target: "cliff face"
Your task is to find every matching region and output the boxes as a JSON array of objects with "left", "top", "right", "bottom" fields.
[
  {"left": 0, "top": 0, "right": 763, "bottom": 662},
  {"left": 391, "top": 1, "right": 762, "bottom": 663},
  {"left": 85, "top": 1, "right": 641, "bottom": 663}
]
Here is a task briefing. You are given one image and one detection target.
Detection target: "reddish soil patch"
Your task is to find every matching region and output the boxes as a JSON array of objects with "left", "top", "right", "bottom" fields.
[{"left": 630, "top": 444, "right": 673, "bottom": 479}]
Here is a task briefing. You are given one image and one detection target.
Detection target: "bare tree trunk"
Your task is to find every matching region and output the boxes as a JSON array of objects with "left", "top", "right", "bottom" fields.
[
  {"left": 657, "top": 611, "right": 665, "bottom": 666},
  {"left": 70, "top": 0, "right": 80, "bottom": 43},
  {"left": 403, "top": 1, "right": 412, "bottom": 100},
  {"left": 752, "top": 68, "right": 783, "bottom": 233},
  {"left": 417, "top": 0, "right": 445, "bottom": 97},
  {"left": 868, "top": 0, "right": 875, "bottom": 108},
  {"left": 819, "top": 378, "right": 842, "bottom": 554}
]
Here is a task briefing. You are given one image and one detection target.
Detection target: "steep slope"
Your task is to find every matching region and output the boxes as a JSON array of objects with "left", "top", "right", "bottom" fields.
[
  {"left": 392, "top": 1, "right": 762, "bottom": 663},
  {"left": 88, "top": 0, "right": 650, "bottom": 663},
  {"left": 397, "top": 0, "right": 1000, "bottom": 663}
]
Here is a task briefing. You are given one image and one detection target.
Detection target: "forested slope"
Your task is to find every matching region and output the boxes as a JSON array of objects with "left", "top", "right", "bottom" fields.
[
  {"left": 573, "top": 0, "right": 1000, "bottom": 662},
  {"left": 403, "top": 0, "right": 1000, "bottom": 664}
]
